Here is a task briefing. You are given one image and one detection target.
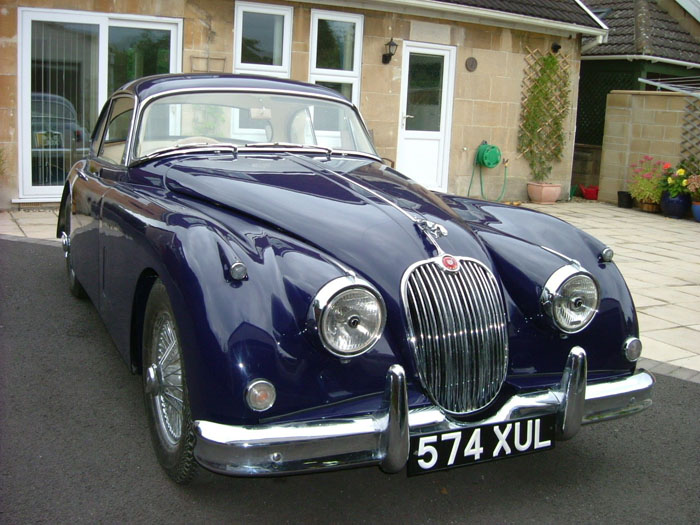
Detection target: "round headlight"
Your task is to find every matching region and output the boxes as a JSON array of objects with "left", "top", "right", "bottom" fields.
[
  {"left": 541, "top": 266, "right": 599, "bottom": 333},
  {"left": 313, "top": 278, "right": 386, "bottom": 357}
]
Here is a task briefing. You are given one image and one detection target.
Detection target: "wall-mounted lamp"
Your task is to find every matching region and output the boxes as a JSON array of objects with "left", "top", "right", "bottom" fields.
[
  {"left": 551, "top": 42, "right": 561, "bottom": 53},
  {"left": 382, "top": 38, "right": 398, "bottom": 64}
]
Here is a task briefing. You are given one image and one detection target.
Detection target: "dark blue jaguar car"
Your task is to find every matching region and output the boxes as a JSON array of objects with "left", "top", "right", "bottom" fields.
[{"left": 57, "top": 74, "right": 654, "bottom": 483}]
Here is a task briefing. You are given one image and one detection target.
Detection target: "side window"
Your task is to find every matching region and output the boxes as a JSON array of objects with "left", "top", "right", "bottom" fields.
[
  {"left": 234, "top": 1, "right": 293, "bottom": 78},
  {"left": 97, "top": 96, "right": 134, "bottom": 165}
]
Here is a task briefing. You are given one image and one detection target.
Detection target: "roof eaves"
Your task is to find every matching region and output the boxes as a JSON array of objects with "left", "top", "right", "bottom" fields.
[
  {"left": 572, "top": 0, "right": 609, "bottom": 31},
  {"left": 581, "top": 54, "right": 700, "bottom": 69},
  {"left": 301, "top": 0, "right": 609, "bottom": 37}
]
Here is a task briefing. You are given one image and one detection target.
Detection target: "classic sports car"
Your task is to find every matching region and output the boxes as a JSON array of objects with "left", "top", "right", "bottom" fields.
[{"left": 57, "top": 74, "right": 654, "bottom": 484}]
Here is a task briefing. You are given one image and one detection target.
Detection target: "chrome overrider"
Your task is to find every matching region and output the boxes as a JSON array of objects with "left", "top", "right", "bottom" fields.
[{"left": 193, "top": 347, "right": 654, "bottom": 476}]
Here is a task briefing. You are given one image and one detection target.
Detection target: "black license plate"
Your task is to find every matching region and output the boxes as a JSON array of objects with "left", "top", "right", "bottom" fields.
[{"left": 407, "top": 414, "right": 556, "bottom": 476}]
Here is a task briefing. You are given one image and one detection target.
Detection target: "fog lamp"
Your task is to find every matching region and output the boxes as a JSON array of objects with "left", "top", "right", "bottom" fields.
[
  {"left": 246, "top": 379, "right": 276, "bottom": 412},
  {"left": 623, "top": 337, "right": 642, "bottom": 362}
]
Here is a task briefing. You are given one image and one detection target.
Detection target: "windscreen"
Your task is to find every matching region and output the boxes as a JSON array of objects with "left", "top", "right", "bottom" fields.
[{"left": 135, "top": 91, "right": 376, "bottom": 158}]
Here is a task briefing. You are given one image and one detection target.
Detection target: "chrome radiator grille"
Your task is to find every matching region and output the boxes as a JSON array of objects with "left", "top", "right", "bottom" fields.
[{"left": 402, "top": 257, "right": 508, "bottom": 414}]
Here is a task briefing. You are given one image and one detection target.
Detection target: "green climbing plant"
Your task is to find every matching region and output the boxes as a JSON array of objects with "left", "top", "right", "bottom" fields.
[
  {"left": 518, "top": 52, "right": 570, "bottom": 182},
  {"left": 0, "top": 147, "right": 5, "bottom": 180}
]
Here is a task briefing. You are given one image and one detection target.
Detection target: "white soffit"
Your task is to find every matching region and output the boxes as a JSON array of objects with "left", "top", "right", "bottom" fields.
[{"left": 300, "top": 0, "right": 608, "bottom": 38}]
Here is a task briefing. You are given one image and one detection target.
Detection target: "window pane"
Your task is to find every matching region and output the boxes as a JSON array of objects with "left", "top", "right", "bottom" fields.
[
  {"left": 406, "top": 53, "right": 443, "bottom": 132},
  {"left": 108, "top": 27, "right": 171, "bottom": 94},
  {"left": 316, "top": 19, "right": 355, "bottom": 71},
  {"left": 316, "top": 81, "right": 352, "bottom": 101},
  {"left": 31, "top": 21, "right": 98, "bottom": 187},
  {"left": 241, "top": 12, "right": 284, "bottom": 66},
  {"left": 100, "top": 97, "right": 133, "bottom": 164}
]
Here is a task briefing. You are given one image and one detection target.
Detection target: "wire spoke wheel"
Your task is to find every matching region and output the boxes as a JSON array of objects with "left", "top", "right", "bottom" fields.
[
  {"left": 150, "top": 312, "right": 184, "bottom": 448},
  {"left": 61, "top": 197, "right": 86, "bottom": 299},
  {"left": 143, "top": 280, "right": 197, "bottom": 483}
]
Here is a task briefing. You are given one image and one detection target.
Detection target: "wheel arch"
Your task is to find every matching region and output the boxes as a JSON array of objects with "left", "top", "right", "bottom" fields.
[
  {"left": 129, "top": 268, "right": 160, "bottom": 374},
  {"left": 56, "top": 182, "right": 71, "bottom": 238}
]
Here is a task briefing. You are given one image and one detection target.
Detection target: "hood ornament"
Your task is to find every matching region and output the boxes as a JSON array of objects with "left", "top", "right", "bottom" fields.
[
  {"left": 416, "top": 219, "right": 448, "bottom": 240},
  {"left": 287, "top": 154, "right": 448, "bottom": 254}
]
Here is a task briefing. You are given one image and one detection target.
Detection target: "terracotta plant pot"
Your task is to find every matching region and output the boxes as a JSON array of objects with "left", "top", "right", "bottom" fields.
[
  {"left": 638, "top": 201, "right": 660, "bottom": 213},
  {"left": 527, "top": 182, "right": 562, "bottom": 204}
]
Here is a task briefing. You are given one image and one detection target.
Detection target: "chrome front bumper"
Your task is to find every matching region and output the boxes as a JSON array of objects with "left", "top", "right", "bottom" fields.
[{"left": 194, "top": 347, "right": 654, "bottom": 476}]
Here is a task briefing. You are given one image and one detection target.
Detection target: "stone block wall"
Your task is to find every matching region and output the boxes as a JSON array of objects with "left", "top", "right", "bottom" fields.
[
  {"left": 0, "top": 1, "right": 581, "bottom": 207},
  {"left": 598, "top": 91, "right": 687, "bottom": 203}
]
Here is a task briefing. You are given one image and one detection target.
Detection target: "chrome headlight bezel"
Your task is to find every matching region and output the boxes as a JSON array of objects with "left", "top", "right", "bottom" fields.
[
  {"left": 540, "top": 265, "right": 600, "bottom": 334},
  {"left": 310, "top": 276, "right": 386, "bottom": 358}
]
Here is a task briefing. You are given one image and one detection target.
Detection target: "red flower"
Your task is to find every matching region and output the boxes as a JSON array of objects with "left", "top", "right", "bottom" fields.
[{"left": 663, "top": 162, "right": 672, "bottom": 170}]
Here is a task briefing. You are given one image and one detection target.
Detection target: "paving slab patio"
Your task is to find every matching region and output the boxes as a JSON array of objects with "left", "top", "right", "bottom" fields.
[
  {"left": 1, "top": 200, "right": 698, "bottom": 380},
  {"left": 525, "top": 200, "right": 700, "bottom": 379}
]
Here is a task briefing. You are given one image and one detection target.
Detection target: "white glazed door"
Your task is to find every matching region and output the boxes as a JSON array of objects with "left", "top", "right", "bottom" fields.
[{"left": 395, "top": 42, "right": 455, "bottom": 192}]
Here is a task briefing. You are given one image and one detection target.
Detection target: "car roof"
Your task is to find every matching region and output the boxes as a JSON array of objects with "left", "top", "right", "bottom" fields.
[{"left": 116, "top": 73, "right": 351, "bottom": 104}]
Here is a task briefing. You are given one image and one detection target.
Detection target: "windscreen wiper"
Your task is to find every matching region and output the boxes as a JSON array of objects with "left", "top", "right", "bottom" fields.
[
  {"left": 241, "top": 142, "right": 333, "bottom": 159},
  {"left": 132, "top": 142, "right": 239, "bottom": 165}
]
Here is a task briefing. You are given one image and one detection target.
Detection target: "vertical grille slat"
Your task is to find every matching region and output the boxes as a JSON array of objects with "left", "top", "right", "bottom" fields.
[{"left": 403, "top": 257, "right": 509, "bottom": 414}]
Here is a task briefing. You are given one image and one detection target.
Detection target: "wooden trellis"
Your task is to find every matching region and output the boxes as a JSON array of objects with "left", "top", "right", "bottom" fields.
[
  {"left": 518, "top": 47, "right": 571, "bottom": 179},
  {"left": 681, "top": 97, "right": 700, "bottom": 174}
]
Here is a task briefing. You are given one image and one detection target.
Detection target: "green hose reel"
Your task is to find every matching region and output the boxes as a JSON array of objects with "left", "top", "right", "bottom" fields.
[
  {"left": 468, "top": 141, "right": 508, "bottom": 202},
  {"left": 476, "top": 143, "right": 502, "bottom": 169}
]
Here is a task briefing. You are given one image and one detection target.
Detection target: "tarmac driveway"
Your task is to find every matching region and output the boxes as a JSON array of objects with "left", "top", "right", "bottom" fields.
[{"left": 1, "top": 236, "right": 699, "bottom": 523}]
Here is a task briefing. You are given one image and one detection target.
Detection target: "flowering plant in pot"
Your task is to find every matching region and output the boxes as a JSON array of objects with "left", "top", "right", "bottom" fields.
[
  {"left": 628, "top": 156, "right": 666, "bottom": 212},
  {"left": 659, "top": 166, "right": 691, "bottom": 219},
  {"left": 687, "top": 174, "right": 700, "bottom": 222}
]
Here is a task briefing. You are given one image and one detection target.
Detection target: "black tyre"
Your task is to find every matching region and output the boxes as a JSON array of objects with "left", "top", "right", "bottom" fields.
[
  {"left": 61, "top": 198, "right": 87, "bottom": 299},
  {"left": 142, "top": 279, "right": 197, "bottom": 484}
]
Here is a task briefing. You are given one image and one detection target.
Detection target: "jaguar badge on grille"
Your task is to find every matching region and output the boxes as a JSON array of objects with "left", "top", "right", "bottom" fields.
[{"left": 441, "top": 255, "right": 460, "bottom": 272}]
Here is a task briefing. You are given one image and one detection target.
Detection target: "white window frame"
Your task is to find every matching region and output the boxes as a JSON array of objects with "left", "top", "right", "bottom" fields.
[
  {"left": 234, "top": 1, "right": 293, "bottom": 78},
  {"left": 16, "top": 8, "right": 182, "bottom": 202},
  {"left": 308, "top": 10, "right": 363, "bottom": 106}
]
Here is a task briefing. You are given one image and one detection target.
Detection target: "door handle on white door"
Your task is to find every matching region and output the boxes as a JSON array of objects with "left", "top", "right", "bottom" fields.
[{"left": 403, "top": 114, "right": 414, "bottom": 120}]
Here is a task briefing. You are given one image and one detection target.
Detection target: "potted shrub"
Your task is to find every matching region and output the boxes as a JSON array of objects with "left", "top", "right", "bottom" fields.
[
  {"left": 628, "top": 156, "right": 665, "bottom": 212},
  {"left": 688, "top": 174, "right": 700, "bottom": 222},
  {"left": 659, "top": 166, "right": 691, "bottom": 219},
  {"left": 518, "top": 53, "right": 568, "bottom": 204}
]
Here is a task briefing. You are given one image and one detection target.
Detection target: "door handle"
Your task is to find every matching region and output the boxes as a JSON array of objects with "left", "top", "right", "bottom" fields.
[{"left": 403, "top": 114, "right": 415, "bottom": 120}]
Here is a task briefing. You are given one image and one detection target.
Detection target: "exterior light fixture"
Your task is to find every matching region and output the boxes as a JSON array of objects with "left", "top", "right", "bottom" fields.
[
  {"left": 382, "top": 38, "right": 398, "bottom": 64},
  {"left": 551, "top": 42, "right": 561, "bottom": 53}
]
